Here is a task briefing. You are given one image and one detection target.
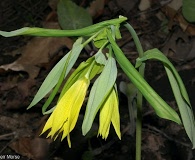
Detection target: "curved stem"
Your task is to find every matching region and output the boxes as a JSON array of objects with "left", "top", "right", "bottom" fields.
[
  {"left": 124, "top": 23, "right": 145, "bottom": 160},
  {"left": 124, "top": 23, "right": 144, "bottom": 57},
  {"left": 0, "top": 17, "right": 127, "bottom": 37}
]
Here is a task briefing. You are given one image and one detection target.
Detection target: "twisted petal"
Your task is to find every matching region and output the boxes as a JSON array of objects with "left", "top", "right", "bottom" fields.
[
  {"left": 98, "top": 88, "right": 121, "bottom": 139},
  {"left": 41, "top": 76, "right": 89, "bottom": 147}
]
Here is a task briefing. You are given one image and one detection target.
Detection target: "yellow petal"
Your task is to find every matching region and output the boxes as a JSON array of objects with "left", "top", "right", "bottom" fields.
[
  {"left": 41, "top": 112, "right": 54, "bottom": 135},
  {"left": 69, "top": 77, "right": 89, "bottom": 130},
  {"left": 103, "top": 123, "right": 110, "bottom": 139},
  {"left": 111, "top": 89, "right": 121, "bottom": 139},
  {"left": 59, "top": 77, "right": 89, "bottom": 144},
  {"left": 98, "top": 88, "right": 121, "bottom": 140},
  {"left": 49, "top": 98, "right": 69, "bottom": 136},
  {"left": 67, "top": 134, "right": 71, "bottom": 148},
  {"left": 41, "top": 76, "right": 89, "bottom": 146},
  {"left": 98, "top": 90, "right": 114, "bottom": 139}
]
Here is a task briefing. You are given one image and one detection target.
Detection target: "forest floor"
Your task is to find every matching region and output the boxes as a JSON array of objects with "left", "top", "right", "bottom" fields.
[{"left": 0, "top": 0, "right": 195, "bottom": 160}]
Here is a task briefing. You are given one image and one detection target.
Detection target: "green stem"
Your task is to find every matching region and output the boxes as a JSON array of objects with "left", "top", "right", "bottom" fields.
[
  {"left": 124, "top": 23, "right": 144, "bottom": 57},
  {"left": 0, "top": 17, "right": 127, "bottom": 37},
  {"left": 124, "top": 23, "right": 144, "bottom": 160}
]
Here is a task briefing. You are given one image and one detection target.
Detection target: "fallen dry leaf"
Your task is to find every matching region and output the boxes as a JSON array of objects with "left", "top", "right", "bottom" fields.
[
  {"left": 0, "top": 115, "right": 27, "bottom": 131},
  {"left": 116, "top": 0, "right": 138, "bottom": 13},
  {"left": 167, "top": 0, "right": 182, "bottom": 11},
  {"left": 142, "top": 132, "right": 166, "bottom": 160},
  {"left": 0, "top": 112, "right": 50, "bottom": 159},
  {"left": 0, "top": 37, "right": 73, "bottom": 79},
  {"left": 0, "top": 112, "right": 40, "bottom": 136},
  {"left": 162, "top": 2, "right": 195, "bottom": 36},
  {"left": 162, "top": 27, "right": 195, "bottom": 62},
  {"left": 87, "top": 0, "right": 105, "bottom": 18},
  {"left": 138, "top": 0, "right": 151, "bottom": 11},
  {"left": 9, "top": 137, "right": 49, "bottom": 160},
  {"left": 176, "top": 13, "right": 195, "bottom": 36},
  {"left": 0, "top": 21, "right": 74, "bottom": 109}
]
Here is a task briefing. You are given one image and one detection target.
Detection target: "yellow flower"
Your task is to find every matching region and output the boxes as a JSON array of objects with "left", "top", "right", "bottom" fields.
[
  {"left": 41, "top": 76, "right": 89, "bottom": 148},
  {"left": 98, "top": 88, "right": 121, "bottom": 139}
]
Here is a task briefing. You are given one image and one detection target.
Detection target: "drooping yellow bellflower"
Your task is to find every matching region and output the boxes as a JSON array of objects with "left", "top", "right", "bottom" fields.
[
  {"left": 41, "top": 76, "right": 90, "bottom": 148},
  {"left": 98, "top": 88, "right": 121, "bottom": 139}
]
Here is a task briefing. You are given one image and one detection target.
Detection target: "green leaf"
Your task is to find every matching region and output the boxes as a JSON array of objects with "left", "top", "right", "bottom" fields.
[
  {"left": 96, "top": 24, "right": 122, "bottom": 46},
  {"left": 138, "top": 49, "right": 191, "bottom": 105},
  {"left": 57, "top": 0, "right": 92, "bottom": 30},
  {"left": 82, "top": 57, "right": 117, "bottom": 135},
  {"left": 165, "top": 66, "right": 195, "bottom": 148},
  {"left": 94, "top": 49, "right": 107, "bottom": 65},
  {"left": 93, "top": 28, "right": 108, "bottom": 48},
  {"left": 138, "top": 48, "right": 195, "bottom": 148},
  {"left": 27, "top": 38, "right": 83, "bottom": 109},
  {"left": 41, "top": 50, "right": 72, "bottom": 114},
  {"left": 182, "top": 0, "right": 195, "bottom": 22},
  {"left": 107, "top": 31, "right": 181, "bottom": 125},
  {"left": 88, "top": 61, "right": 104, "bottom": 80},
  {"left": 111, "top": 24, "right": 122, "bottom": 39}
]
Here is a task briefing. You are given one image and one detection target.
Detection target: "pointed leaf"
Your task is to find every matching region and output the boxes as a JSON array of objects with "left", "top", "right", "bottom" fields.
[
  {"left": 165, "top": 66, "right": 195, "bottom": 148},
  {"left": 137, "top": 49, "right": 190, "bottom": 104},
  {"left": 82, "top": 57, "right": 117, "bottom": 135},
  {"left": 107, "top": 31, "right": 181, "bottom": 124},
  {"left": 138, "top": 48, "right": 195, "bottom": 148},
  {"left": 94, "top": 49, "right": 107, "bottom": 65},
  {"left": 93, "top": 28, "right": 108, "bottom": 48},
  {"left": 28, "top": 38, "right": 83, "bottom": 109}
]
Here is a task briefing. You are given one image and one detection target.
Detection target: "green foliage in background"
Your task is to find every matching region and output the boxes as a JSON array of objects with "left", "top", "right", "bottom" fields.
[
  {"left": 182, "top": 0, "right": 195, "bottom": 22},
  {"left": 57, "top": 0, "right": 92, "bottom": 29}
]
